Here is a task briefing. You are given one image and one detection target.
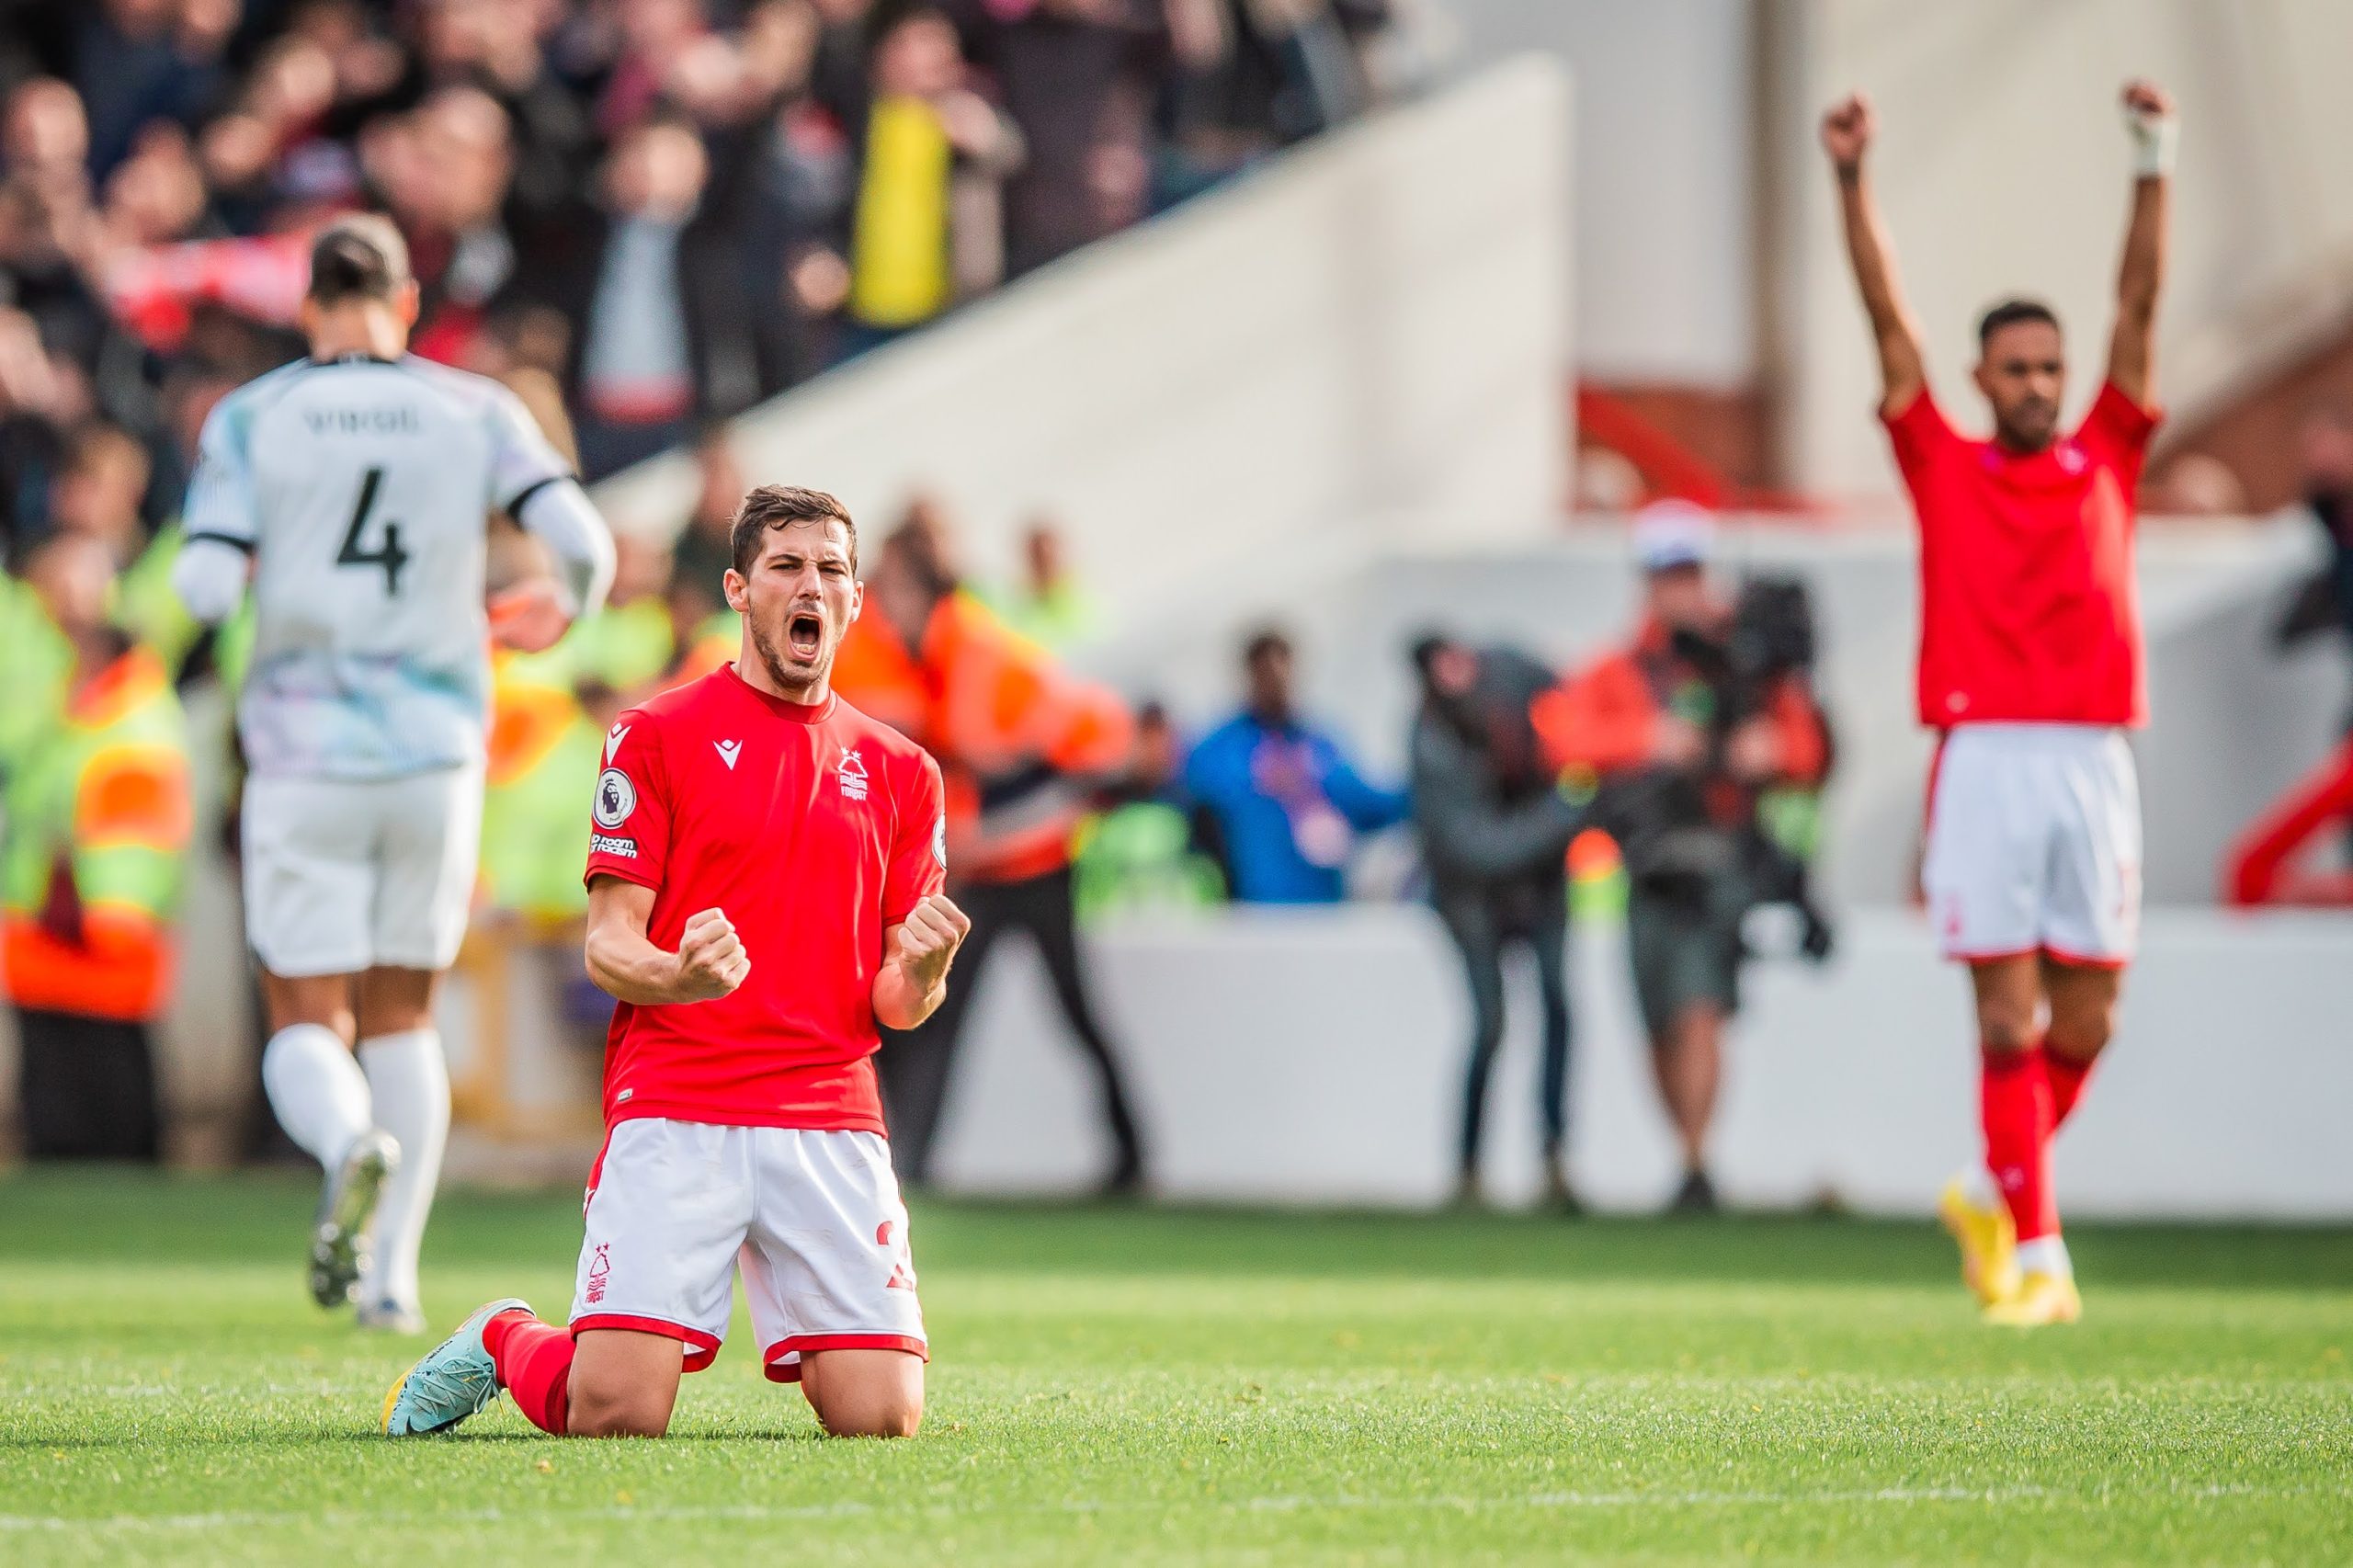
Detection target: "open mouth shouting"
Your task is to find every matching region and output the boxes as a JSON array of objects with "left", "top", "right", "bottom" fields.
[{"left": 785, "top": 606, "right": 826, "bottom": 663}]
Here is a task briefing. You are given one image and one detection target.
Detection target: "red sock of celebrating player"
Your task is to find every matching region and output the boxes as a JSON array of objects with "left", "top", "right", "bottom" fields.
[
  {"left": 1980, "top": 1043, "right": 2057, "bottom": 1245},
  {"left": 2045, "top": 1050, "right": 2095, "bottom": 1131},
  {"left": 485, "top": 1310, "right": 575, "bottom": 1436}
]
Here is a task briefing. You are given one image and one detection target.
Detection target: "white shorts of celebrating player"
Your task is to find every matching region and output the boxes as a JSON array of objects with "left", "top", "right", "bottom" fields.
[
  {"left": 241, "top": 764, "right": 483, "bottom": 977},
  {"left": 1923, "top": 724, "right": 2142, "bottom": 967},
  {"left": 571, "top": 1119, "right": 926, "bottom": 1381}
]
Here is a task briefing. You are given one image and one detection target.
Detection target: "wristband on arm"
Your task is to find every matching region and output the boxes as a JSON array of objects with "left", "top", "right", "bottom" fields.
[{"left": 2127, "top": 109, "right": 2177, "bottom": 178}]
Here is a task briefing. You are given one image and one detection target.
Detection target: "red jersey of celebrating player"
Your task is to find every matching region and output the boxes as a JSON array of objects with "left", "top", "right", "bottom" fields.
[
  {"left": 1884, "top": 381, "right": 2159, "bottom": 729},
  {"left": 582, "top": 663, "right": 947, "bottom": 1132}
]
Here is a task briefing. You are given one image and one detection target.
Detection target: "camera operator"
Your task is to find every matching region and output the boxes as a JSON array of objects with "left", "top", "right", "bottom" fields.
[
  {"left": 1409, "top": 635, "right": 1590, "bottom": 1210},
  {"left": 1532, "top": 503, "right": 1833, "bottom": 1212}
]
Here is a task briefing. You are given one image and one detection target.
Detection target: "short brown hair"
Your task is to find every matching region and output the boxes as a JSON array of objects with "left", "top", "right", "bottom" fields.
[
  {"left": 730, "top": 484, "right": 858, "bottom": 575},
  {"left": 308, "top": 214, "right": 413, "bottom": 305}
]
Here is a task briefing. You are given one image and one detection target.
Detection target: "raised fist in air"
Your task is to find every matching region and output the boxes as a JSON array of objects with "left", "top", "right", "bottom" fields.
[{"left": 1820, "top": 92, "right": 1876, "bottom": 171}]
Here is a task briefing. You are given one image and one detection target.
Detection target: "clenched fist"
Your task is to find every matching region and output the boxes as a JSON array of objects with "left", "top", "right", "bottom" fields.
[
  {"left": 1820, "top": 92, "right": 1875, "bottom": 171},
  {"left": 892, "top": 893, "right": 971, "bottom": 994},
  {"left": 675, "top": 907, "right": 750, "bottom": 1002},
  {"left": 2120, "top": 78, "right": 2175, "bottom": 127}
]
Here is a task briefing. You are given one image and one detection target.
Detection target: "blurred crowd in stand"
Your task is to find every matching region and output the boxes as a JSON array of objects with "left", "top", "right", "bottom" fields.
[{"left": 0, "top": 0, "right": 1416, "bottom": 571}]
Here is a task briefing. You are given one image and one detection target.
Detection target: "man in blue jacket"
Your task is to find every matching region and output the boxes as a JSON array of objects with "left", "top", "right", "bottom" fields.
[{"left": 1186, "top": 630, "right": 1408, "bottom": 903}]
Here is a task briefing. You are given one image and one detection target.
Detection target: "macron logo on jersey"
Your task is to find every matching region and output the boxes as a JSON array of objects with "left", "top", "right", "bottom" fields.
[
  {"left": 838, "top": 750, "right": 870, "bottom": 801},
  {"left": 715, "top": 739, "right": 742, "bottom": 770},
  {"left": 606, "top": 724, "right": 629, "bottom": 763}
]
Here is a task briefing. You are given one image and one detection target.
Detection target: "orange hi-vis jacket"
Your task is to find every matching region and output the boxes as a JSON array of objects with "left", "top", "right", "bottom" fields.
[
  {"left": 1531, "top": 615, "right": 1830, "bottom": 812},
  {"left": 1, "top": 646, "right": 192, "bottom": 1022},
  {"left": 832, "top": 590, "right": 1133, "bottom": 884}
]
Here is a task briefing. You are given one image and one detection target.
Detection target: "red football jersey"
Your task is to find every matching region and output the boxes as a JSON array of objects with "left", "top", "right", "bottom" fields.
[
  {"left": 582, "top": 665, "right": 947, "bottom": 1133},
  {"left": 1884, "top": 381, "right": 2158, "bottom": 729}
]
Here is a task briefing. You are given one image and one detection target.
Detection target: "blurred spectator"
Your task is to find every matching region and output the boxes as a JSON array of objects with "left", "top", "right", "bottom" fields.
[
  {"left": 406, "top": 0, "right": 596, "bottom": 236},
  {"left": 372, "top": 85, "right": 524, "bottom": 365},
  {"left": 71, "top": 0, "right": 233, "bottom": 183},
  {"left": 669, "top": 423, "right": 747, "bottom": 594},
  {"left": 0, "top": 81, "right": 110, "bottom": 380},
  {"left": 2, "top": 531, "right": 190, "bottom": 1161},
  {"left": 0, "top": 510, "right": 76, "bottom": 772},
  {"left": 972, "top": 0, "right": 1165, "bottom": 277},
  {"left": 1408, "top": 634, "right": 1586, "bottom": 1209},
  {"left": 555, "top": 108, "right": 779, "bottom": 475},
  {"left": 1073, "top": 698, "right": 1224, "bottom": 918},
  {"left": 115, "top": 359, "right": 252, "bottom": 686},
  {"left": 479, "top": 640, "right": 604, "bottom": 923},
  {"left": 2303, "top": 404, "right": 2353, "bottom": 661},
  {"left": 1186, "top": 626, "right": 1406, "bottom": 903},
  {"left": 834, "top": 6, "right": 1023, "bottom": 351},
  {"left": 808, "top": 0, "right": 882, "bottom": 125},
  {"left": 1157, "top": 0, "right": 1374, "bottom": 193},
  {"left": 833, "top": 509, "right": 1148, "bottom": 1191},
  {"left": 1532, "top": 503, "right": 1832, "bottom": 1213},
  {"left": 47, "top": 419, "right": 151, "bottom": 566},
  {"left": 987, "top": 516, "right": 1101, "bottom": 649}
]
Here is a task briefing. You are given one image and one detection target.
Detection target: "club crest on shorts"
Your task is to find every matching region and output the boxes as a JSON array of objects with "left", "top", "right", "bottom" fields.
[{"left": 594, "top": 767, "right": 637, "bottom": 829}]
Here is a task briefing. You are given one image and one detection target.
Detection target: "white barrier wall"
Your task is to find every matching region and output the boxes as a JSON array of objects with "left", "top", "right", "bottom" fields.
[
  {"left": 1768, "top": 0, "right": 2353, "bottom": 496},
  {"left": 595, "top": 59, "right": 1573, "bottom": 620},
  {"left": 934, "top": 907, "right": 2353, "bottom": 1219}
]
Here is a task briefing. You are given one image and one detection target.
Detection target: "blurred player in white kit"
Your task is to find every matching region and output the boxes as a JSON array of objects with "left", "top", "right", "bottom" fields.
[{"left": 172, "top": 215, "right": 616, "bottom": 1332}]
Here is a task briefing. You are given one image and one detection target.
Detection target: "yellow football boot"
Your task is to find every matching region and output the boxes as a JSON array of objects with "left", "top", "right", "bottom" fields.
[
  {"left": 1982, "top": 1270, "right": 2083, "bottom": 1327},
  {"left": 1938, "top": 1174, "right": 2020, "bottom": 1307}
]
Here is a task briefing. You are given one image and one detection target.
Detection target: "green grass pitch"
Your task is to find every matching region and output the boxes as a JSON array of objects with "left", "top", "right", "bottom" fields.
[{"left": 3, "top": 1171, "right": 2348, "bottom": 1565}]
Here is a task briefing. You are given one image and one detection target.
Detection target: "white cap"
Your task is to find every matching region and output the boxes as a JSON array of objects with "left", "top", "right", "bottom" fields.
[{"left": 1631, "top": 498, "right": 1717, "bottom": 573}]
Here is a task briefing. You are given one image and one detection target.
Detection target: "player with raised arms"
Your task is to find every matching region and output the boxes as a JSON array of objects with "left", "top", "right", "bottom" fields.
[
  {"left": 172, "top": 215, "right": 617, "bottom": 1332},
  {"left": 1823, "top": 81, "right": 2176, "bottom": 1324},
  {"left": 381, "top": 483, "right": 969, "bottom": 1439}
]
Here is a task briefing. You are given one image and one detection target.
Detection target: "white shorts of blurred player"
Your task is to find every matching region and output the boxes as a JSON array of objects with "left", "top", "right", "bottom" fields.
[
  {"left": 240, "top": 764, "right": 484, "bottom": 977},
  {"left": 569, "top": 1119, "right": 926, "bottom": 1382},
  {"left": 1923, "top": 723, "right": 2142, "bottom": 968}
]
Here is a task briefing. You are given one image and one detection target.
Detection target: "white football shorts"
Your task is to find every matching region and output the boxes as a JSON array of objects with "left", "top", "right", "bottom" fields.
[
  {"left": 240, "top": 763, "right": 483, "bottom": 977},
  {"left": 569, "top": 1119, "right": 926, "bottom": 1381},
  {"left": 1923, "top": 723, "right": 2142, "bottom": 967}
]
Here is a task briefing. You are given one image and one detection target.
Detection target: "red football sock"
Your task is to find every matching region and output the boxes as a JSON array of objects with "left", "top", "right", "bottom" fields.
[
  {"left": 486, "top": 1310, "right": 574, "bottom": 1437},
  {"left": 1980, "top": 1044, "right": 2057, "bottom": 1243},
  {"left": 2046, "top": 1051, "right": 2095, "bottom": 1131}
]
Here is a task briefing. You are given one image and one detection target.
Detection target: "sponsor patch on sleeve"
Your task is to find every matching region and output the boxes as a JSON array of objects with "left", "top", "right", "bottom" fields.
[
  {"left": 594, "top": 767, "right": 637, "bottom": 829},
  {"left": 933, "top": 813, "right": 948, "bottom": 869},
  {"left": 590, "top": 833, "right": 639, "bottom": 858}
]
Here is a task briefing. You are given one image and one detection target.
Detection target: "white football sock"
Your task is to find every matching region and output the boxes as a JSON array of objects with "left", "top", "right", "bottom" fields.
[
  {"left": 2016, "top": 1235, "right": 2073, "bottom": 1279},
  {"left": 357, "top": 1028, "right": 449, "bottom": 1311},
  {"left": 262, "top": 1023, "right": 373, "bottom": 1171},
  {"left": 1962, "top": 1167, "right": 2002, "bottom": 1211}
]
